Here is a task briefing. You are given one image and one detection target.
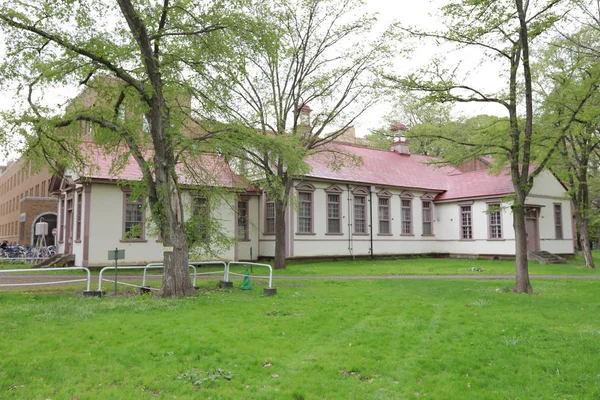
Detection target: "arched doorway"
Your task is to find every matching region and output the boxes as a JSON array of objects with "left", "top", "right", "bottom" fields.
[{"left": 31, "top": 213, "right": 58, "bottom": 247}]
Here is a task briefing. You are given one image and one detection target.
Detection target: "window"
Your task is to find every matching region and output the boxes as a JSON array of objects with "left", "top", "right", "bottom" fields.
[
  {"left": 265, "top": 198, "right": 275, "bottom": 234},
  {"left": 298, "top": 192, "right": 312, "bottom": 233},
  {"left": 297, "top": 184, "right": 315, "bottom": 234},
  {"left": 41, "top": 181, "right": 46, "bottom": 197},
  {"left": 124, "top": 193, "right": 144, "bottom": 240},
  {"left": 422, "top": 200, "right": 433, "bottom": 235},
  {"left": 237, "top": 200, "right": 249, "bottom": 240},
  {"left": 325, "top": 185, "right": 343, "bottom": 234},
  {"left": 488, "top": 203, "right": 502, "bottom": 239},
  {"left": 76, "top": 191, "right": 83, "bottom": 241},
  {"left": 354, "top": 195, "right": 367, "bottom": 234},
  {"left": 554, "top": 204, "right": 563, "bottom": 239},
  {"left": 378, "top": 198, "right": 390, "bottom": 234},
  {"left": 460, "top": 205, "right": 473, "bottom": 239},
  {"left": 193, "top": 197, "right": 209, "bottom": 239},
  {"left": 59, "top": 199, "right": 65, "bottom": 242},
  {"left": 401, "top": 194, "right": 412, "bottom": 234}
]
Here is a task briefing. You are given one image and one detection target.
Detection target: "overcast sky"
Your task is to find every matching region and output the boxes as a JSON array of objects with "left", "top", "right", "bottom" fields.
[{"left": 0, "top": 0, "right": 508, "bottom": 165}]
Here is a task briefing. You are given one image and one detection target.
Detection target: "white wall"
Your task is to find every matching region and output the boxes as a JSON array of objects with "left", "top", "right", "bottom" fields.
[
  {"left": 82, "top": 184, "right": 253, "bottom": 267},
  {"left": 257, "top": 171, "right": 574, "bottom": 259}
]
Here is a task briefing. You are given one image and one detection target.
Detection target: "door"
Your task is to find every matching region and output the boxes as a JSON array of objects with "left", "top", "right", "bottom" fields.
[{"left": 525, "top": 208, "right": 540, "bottom": 252}]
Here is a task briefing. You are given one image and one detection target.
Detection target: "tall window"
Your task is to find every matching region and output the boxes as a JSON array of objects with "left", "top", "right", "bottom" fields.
[
  {"left": 124, "top": 193, "right": 144, "bottom": 240},
  {"left": 265, "top": 199, "right": 275, "bottom": 234},
  {"left": 76, "top": 191, "right": 83, "bottom": 241},
  {"left": 298, "top": 192, "right": 312, "bottom": 233},
  {"left": 488, "top": 203, "right": 502, "bottom": 239},
  {"left": 460, "top": 205, "right": 473, "bottom": 239},
  {"left": 554, "top": 204, "right": 563, "bottom": 239},
  {"left": 354, "top": 195, "right": 367, "bottom": 234},
  {"left": 422, "top": 200, "right": 433, "bottom": 235},
  {"left": 193, "top": 197, "right": 209, "bottom": 239},
  {"left": 327, "top": 194, "right": 341, "bottom": 233},
  {"left": 59, "top": 198, "right": 65, "bottom": 242},
  {"left": 378, "top": 198, "right": 390, "bottom": 234},
  {"left": 401, "top": 196, "right": 412, "bottom": 234},
  {"left": 237, "top": 200, "right": 249, "bottom": 240}
]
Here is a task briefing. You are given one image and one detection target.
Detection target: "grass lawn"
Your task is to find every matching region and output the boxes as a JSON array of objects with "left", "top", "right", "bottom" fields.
[
  {"left": 1, "top": 278, "right": 599, "bottom": 399},
  {"left": 274, "top": 253, "right": 600, "bottom": 277}
]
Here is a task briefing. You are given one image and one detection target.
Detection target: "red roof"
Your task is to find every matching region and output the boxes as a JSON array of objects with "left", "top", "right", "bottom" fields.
[
  {"left": 305, "top": 143, "right": 516, "bottom": 201},
  {"left": 77, "top": 144, "right": 248, "bottom": 189}
]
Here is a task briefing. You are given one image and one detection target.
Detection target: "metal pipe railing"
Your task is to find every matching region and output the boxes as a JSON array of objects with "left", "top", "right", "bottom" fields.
[{"left": 0, "top": 267, "right": 91, "bottom": 291}]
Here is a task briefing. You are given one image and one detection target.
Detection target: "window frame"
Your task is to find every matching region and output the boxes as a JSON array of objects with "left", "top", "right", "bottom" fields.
[
  {"left": 264, "top": 198, "right": 275, "bottom": 235},
  {"left": 400, "top": 192, "right": 413, "bottom": 235},
  {"left": 325, "top": 185, "right": 343, "bottom": 235},
  {"left": 459, "top": 202, "right": 473, "bottom": 240},
  {"left": 377, "top": 190, "right": 392, "bottom": 235},
  {"left": 192, "top": 196, "right": 210, "bottom": 240},
  {"left": 122, "top": 190, "right": 146, "bottom": 242},
  {"left": 296, "top": 183, "right": 315, "bottom": 235},
  {"left": 237, "top": 199, "right": 249, "bottom": 241},
  {"left": 352, "top": 187, "right": 369, "bottom": 235},
  {"left": 487, "top": 202, "right": 503, "bottom": 240},
  {"left": 421, "top": 195, "right": 435, "bottom": 236},
  {"left": 75, "top": 189, "right": 83, "bottom": 242},
  {"left": 554, "top": 203, "right": 563, "bottom": 239}
]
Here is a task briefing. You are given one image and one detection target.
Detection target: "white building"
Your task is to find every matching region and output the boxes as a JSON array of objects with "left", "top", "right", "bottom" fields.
[{"left": 54, "top": 141, "right": 574, "bottom": 267}]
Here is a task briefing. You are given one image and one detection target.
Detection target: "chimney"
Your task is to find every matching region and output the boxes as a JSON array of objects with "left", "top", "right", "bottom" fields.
[
  {"left": 298, "top": 104, "right": 312, "bottom": 125},
  {"left": 390, "top": 123, "right": 409, "bottom": 155}
]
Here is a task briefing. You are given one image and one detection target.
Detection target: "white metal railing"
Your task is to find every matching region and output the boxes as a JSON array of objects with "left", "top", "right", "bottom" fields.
[
  {"left": 0, "top": 267, "right": 91, "bottom": 291},
  {"left": 188, "top": 261, "right": 228, "bottom": 282},
  {"left": 98, "top": 263, "right": 203, "bottom": 292},
  {"left": 226, "top": 262, "right": 273, "bottom": 288}
]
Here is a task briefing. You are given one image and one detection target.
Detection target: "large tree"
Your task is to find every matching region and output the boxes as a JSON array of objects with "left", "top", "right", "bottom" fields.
[
  {"left": 538, "top": 27, "right": 600, "bottom": 268},
  {"left": 0, "top": 0, "right": 246, "bottom": 296},
  {"left": 387, "top": 0, "right": 568, "bottom": 293},
  {"left": 193, "top": 0, "right": 392, "bottom": 269}
]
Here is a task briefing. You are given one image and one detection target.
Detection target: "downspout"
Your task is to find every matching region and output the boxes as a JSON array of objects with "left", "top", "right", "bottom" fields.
[
  {"left": 369, "top": 185, "right": 374, "bottom": 260},
  {"left": 347, "top": 184, "right": 354, "bottom": 260}
]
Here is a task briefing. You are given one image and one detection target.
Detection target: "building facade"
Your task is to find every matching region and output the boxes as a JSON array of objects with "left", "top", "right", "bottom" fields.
[
  {"left": 56, "top": 141, "right": 574, "bottom": 267},
  {"left": 0, "top": 159, "right": 57, "bottom": 246}
]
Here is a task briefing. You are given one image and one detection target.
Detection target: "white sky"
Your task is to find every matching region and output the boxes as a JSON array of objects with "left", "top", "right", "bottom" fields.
[{"left": 0, "top": 0, "right": 509, "bottom": 164}]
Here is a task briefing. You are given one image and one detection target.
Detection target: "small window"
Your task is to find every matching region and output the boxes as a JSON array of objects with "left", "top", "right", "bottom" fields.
[
  {"left": 298, "top": 192, "right": 312, "bottom": 233},
  {"left": 401, "top": 197, "right": 412, "bottom": 234},
  {"left": 265, "top": 199, "right": 275, "bottom": 234},
  {"left": 422, "top": 200, "right": 433, "bottom": 235},
  {"left": 124, "top": 193, "right": 144, "bottom": 240},
  {"left": 460, "top": 205, "right": 473, "bottom": 239},
  {"left": 554, "top": 204, "right": 563, "bottom": 239},
  {"left": 76, "top": 191, "right": 83, "bottom": 241},
  {"left": 488, "top": 203, "right": 502, "bottom": 239},
  {"left": 327, "top": 194, "right": 341, "bottom": 233},
  {"left": 237, "top": 200, "right": 249, "bottom": 240},
  {"left": 193, "top": 197, "right": 210, "bottom": 239},
  {"left": 378, "top": 198, "right": 390, "bottom": 234},
  {"left": 353, "top": 196, "right": 367, "bottom": 234}
]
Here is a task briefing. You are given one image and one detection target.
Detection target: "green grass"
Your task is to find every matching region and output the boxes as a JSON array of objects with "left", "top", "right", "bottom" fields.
[
  {"left": 1, "top": 278, "right": 599, "bottom": 399},
  {"left": 274, "top": 255, "right": 600, "bottom": 277}
]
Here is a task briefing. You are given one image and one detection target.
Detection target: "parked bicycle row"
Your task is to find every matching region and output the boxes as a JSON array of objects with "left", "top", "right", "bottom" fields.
[{"left": 0, "top": 241, "right": 56, "bottom": 260}]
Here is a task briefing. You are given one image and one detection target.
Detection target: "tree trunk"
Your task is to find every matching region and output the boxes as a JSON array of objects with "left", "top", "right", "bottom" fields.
[
  {"left": 513, "top": 201, "right": 533, "bottom": 293},
  {"left": 155, "top": 166, "right": 196, "bottom": 297},
  {"left": 159, "top": 222, "right": 195, "bottom": 297},
  {"left": 575, "top": 211, "right": 596, "bottom": 268},
  {"left": 274, "top": 198, "right": 287, "bottom": 270}
]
